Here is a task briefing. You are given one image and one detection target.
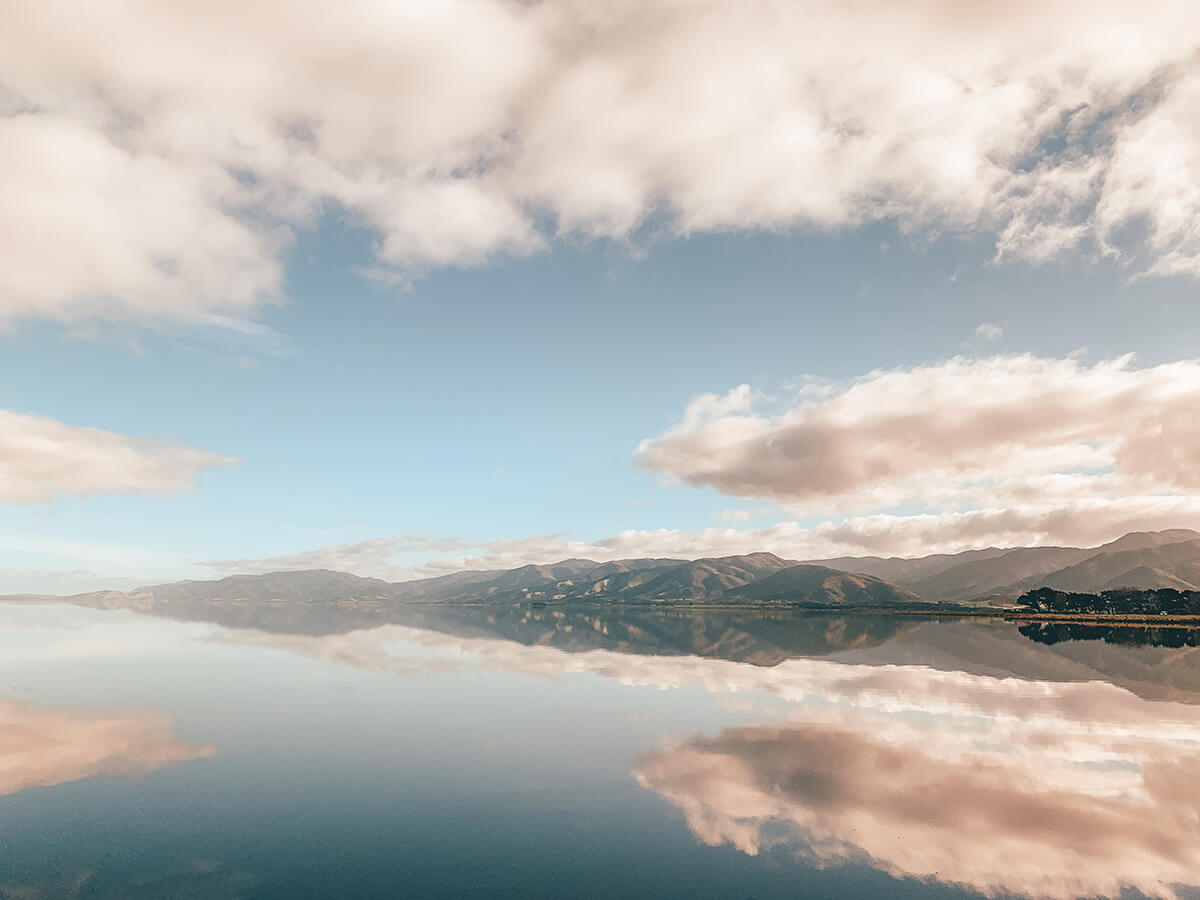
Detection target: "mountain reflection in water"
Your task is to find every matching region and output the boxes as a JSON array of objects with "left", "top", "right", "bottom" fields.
[
  {"left": 79, "top": 596, "right": 921, "bottom": 665},
  {"left": 3, "top": 599, "right": 1200, "bottom": 899}
]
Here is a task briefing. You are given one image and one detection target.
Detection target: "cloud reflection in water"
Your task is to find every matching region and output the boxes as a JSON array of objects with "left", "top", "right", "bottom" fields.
[
  {"left": 634, "top": 664, "right": 1200, "bottom": 900},
  {"left": 0, "top": 699, "right": 215, "bottom": 797},
  {"left": 157, "top": 610, "right": 1200, "bottom": 897}
]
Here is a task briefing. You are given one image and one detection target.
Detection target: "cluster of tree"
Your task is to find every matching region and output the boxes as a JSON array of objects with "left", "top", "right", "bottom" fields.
[
  {"left": 1018, "top": 586, "right": 1200, "bottom": 615},
  {"left": 1018, "top": 622, "right": 1200, "bottom": 648}
]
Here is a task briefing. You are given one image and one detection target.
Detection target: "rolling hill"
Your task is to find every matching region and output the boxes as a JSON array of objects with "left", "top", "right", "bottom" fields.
[
  {"left": 807, "top": 530, "right": 1200, "bottom": 603},
  {"left": 893, "top": 530, "right": 1200, "bottom": 602},
  {"left": 727, "top": 565, "right": 924, "bottom": 607},
  {"left": 1018, "top": 537, "right": 1200, "bottom": 592},
  {"left": 59, "top": 552, "right": 922, "bottom": 611}
]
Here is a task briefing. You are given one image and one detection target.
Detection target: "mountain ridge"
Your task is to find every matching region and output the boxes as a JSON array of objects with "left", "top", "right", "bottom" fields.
[
  {"left": 66, "top": 552, "right": 923, "bottom": 610},
  {"left": 16, "top": 529, "right": 1200, "bottom": 611}
]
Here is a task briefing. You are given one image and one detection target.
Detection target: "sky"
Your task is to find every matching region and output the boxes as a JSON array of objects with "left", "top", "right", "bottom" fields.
[{"left": 3, "top": 0, "right": 1200, "bottom": 593}]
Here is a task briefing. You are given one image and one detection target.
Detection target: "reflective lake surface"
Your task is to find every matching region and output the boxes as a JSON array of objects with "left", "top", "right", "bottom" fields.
[{"left": 3, "top": 601, "right": 1200, "bottom": 899}]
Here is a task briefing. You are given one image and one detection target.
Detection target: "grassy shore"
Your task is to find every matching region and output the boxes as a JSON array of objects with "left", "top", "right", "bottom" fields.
[
  {"left": 997, "top": 611, "right": 1200, "bottom": 625},
  {"left": 891, "top": 607, "right": 1200, "bottom": 625}
]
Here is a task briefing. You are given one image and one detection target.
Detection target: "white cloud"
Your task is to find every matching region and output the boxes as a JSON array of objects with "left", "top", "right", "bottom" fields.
[
  {"left": 975, "top": 321, "right": 1004, "bottom": 341},
  {"left": 4, "top": 1, "right": 1200, "bottom": 325},
  {"left": 206, "top": 534, "right": 469, "bottom": 579},
  {"left": 0, "top": 410, "right": 238, "bottom": 503},
  {"left": 0, "top": 113, "right": 284, "bottom": 325},
  {"left": 637, "top": 354, "right": 1200, "bottom": 519}
]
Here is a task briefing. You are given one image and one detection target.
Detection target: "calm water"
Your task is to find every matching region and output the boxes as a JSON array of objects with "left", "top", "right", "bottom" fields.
[{"left": 2, "top": 601, "right": 1200, "bottom": 899}]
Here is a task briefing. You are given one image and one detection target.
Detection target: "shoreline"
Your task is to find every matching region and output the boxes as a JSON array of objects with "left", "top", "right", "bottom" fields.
[
  {"left": 525, "top": 603, "right": 1200, "bottom": 625},
  {"left": 7, "top": 594, "right": 1200, "bottom": 627},
  {"left": 882, "top": 607, "right": 1200, "bottom": 625}
]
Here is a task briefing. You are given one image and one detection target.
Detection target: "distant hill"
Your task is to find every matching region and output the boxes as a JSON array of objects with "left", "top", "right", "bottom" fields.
[
  {"left": 1019, "top": 538, "right": 1200, "bottom": 592},
  {"left": 905, "top": 546, "right": 1094, "bottom": 603},
  {"left": 804, "top": 530, "right": 1200, "bottom": 603},
  {"left": 807, "top": 548, "right": 1010, "bottom": 584},
  {"left": 569, "top": 552, "right": 796, "bottom": 603},
  {"left": 81, "top": 569, "right": 397, "bottom": 607},
  {"left": 895, "top": 530, "right": 1200, "bottom": 602},
  {"left": 60, "top": 552, "right": 922, "bottom": 611}
]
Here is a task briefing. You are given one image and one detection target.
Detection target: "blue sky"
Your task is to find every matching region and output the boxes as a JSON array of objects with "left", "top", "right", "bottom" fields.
[{"left": 4, "top": 1, "right": 1200, "bottom": 591}]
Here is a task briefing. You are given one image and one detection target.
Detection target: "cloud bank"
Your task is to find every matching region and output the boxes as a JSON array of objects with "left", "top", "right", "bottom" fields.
[
  {"left": 638, "top": 353, "right": 1200, "bottom": 540},
  {"left": 4, "top": 0, "right": 1200, "bottom": 324},
  {"left": 0, "top": 410, "right": 237, "bottom": 503}
]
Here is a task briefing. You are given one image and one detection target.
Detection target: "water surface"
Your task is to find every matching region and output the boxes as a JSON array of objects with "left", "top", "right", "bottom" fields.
[{"left": 2, "top": 601, "right": 1199, "bottom": 899}]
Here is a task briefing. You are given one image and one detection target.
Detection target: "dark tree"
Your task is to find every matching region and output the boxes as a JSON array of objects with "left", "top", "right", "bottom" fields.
[{"left": 1016, "top": 587, "right": 1200, "bottom": 616}]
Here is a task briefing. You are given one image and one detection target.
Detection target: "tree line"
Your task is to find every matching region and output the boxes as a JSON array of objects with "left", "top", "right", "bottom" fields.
[{"left": 1018, "top": 586, "right": 1200, "bottom": 616}]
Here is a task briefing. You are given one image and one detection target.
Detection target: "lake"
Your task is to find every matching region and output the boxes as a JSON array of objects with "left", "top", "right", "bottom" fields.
[{"left": 2, "top": 601, "right": 1199, "bottom": 899}]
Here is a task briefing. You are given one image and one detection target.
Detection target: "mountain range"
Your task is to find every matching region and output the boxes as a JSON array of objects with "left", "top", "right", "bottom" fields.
[
  {"left": 71, "top": 552, "right": 919, "bottom": 610},
  {"left": 34, "top": 528, "right": 1200, "bottom": 613}
]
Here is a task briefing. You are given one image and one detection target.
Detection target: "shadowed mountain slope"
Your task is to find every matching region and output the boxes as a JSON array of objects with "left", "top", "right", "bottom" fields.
[
  {"left": 906, "top": 546, "right": 1095, "bottom": 603},
  {"left": 727, "top": 565, "right": 923, "bottom": 607},
  {"left": 807, "top": 548, "right": 1010, "bottom": 584},
  {"left": 884, "top": 530, "right": 1200, "bottom": 602},
  {"left": 1022, "top": 538, "right": 1200, "bottom": 592}
]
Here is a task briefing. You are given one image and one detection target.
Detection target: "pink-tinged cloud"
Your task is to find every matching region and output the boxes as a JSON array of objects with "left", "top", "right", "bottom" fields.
[{"left": 637, "top": 354, "right": 1200, "bottom": 521}]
